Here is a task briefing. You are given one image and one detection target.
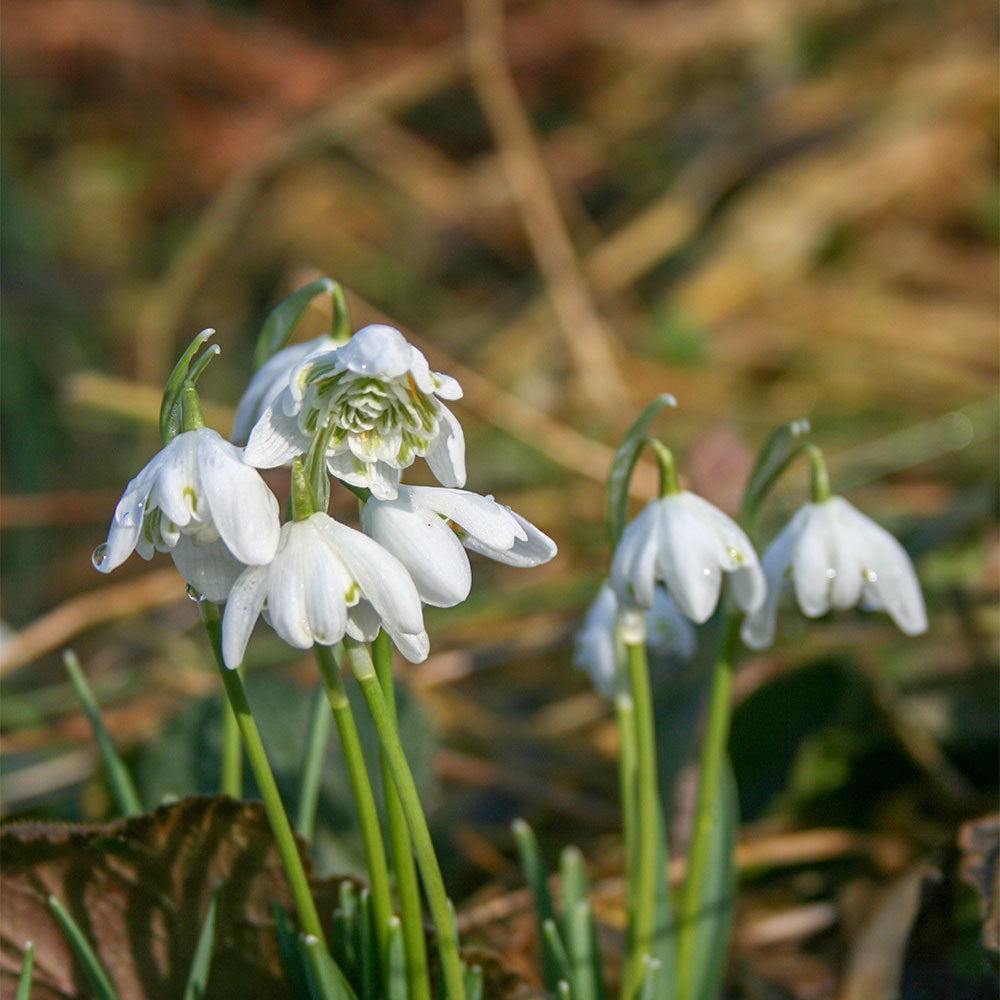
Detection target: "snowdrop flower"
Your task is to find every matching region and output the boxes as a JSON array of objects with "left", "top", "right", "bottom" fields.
[
  {"left": 360, "top": 484, "right": 556, "bottom": 608},
  {"left": 574, "top": 582, "right": 696, "bottom": 696},
  {"left": 232, "top": 334, "right": 340, "bottom": 443},
  {"left": 740, "top": 495, "right": 927, "bottom": 649},
  {"left": 222, "top": 512, "right": 428, "bottom": 668},
  {"left": 244, "top": 324, "right": 465, "bottom": 500},
  {"left": 611, "top": 490, "right": 765, "bottom": 623},
  {"left": 93, "top": 427, "right": 280, "bottom": 600}
]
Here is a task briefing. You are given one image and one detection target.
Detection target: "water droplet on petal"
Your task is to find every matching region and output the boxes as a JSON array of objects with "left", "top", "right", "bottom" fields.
[
  {"left": 864, "top": 569, "right": 878, "bottom": 583},
  {"left": 185, "top": 584, "right": 204, "bottom": 602},
  {"left": 91, "top": 543, "right": 109, "bottom": 569},
  {"left": 825, "top": 568, "right": 836, "bottom": 579},
  {"left": 703, "top": 567, "right": 712, "bottom": 577},
  {"left": 118, "top": 501, "right": 143, "bottom": 528}
]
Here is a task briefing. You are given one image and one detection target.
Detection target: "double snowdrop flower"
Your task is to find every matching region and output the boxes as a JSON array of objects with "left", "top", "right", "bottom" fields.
[
  {"left": 243, "top": 324, "right": 465, "bottom": 499},
  {"left": 612, "top": 490, "right": 765, "bottom": 624},
  {"left": 361, "top": 485, "right": 557, "bottom": 608},
  {"left": 222, "top": 511, "right": 428, "bottom": 669},
  {"left": 741, "top": 495, "right": 927, "bottom": 649},
  {"left": 92, "top": 427, "right": 280, "bottom": 601},
  {"left": 574, "top": 582, "right": 695, "bottom": 697}
]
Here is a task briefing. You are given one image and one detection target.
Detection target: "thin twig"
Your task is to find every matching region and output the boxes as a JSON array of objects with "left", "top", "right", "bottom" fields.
[{"left": 466, "top": 0, "right": 629, "bottom": 413}]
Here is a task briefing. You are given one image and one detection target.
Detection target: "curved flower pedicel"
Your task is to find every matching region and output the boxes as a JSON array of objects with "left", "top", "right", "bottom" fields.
[
  {"left": 741, "top": 495, "right": 928, "bottom": 649},
  {"left": 360, "top": 484, "right": 557, "bottom": 608},
  {"left": 221, "top": 512, "right": 428, "bottom": 669},
  {"left": 92, "top": 427, "right": 280, "bottom": 601},
  {"left": 574, "top": 582, "right": 695, "bottom": 697},
  {"left": 232, "top": 334, "right": 340, "bottom": 443},
  {"left": 611, "top": 491, "right": 766, "bottom": 623},
  {"left": 244, "top": 324, "right": 465, "bottom": 499}
]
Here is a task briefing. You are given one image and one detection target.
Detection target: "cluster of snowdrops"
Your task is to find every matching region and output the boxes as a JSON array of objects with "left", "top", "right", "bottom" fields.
[{"left": 91, "top": 279, "right": 927, "bottom": 1000}]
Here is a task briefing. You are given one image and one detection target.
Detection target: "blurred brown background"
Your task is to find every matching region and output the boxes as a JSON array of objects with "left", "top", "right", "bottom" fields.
[{"left": 1, "top": 0, "right": 998, "bottom": 995}]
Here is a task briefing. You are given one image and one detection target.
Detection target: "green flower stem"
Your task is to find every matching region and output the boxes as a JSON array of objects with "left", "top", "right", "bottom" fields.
[
  {"left": 313, "top": 644, "right": 395, "bottom": 974},
  {"left": 198, "top": 601, "right": 327, "bottom": 946},
  {"left": 343, "top": 637, "right": 467, "bottom": 1000},
  {"left": 807, "top": 445, "right": 832, "bottom": 504},
  {"left": 372, "top": 631, "right": 432, "bottom": 1000},
  {"left": 621, "top": 640, "right": 659, "bottom": 1000},
  {"left": 675, "top": 607, "right": 740, "bottom": 1000},
  {"left": 614, "top": 692, "right": 638, "bottom": 966},
  {"left": 297, "top": 684, "right": 333, "bottom": 841},
  {"left": 220, "top": 693, "right": 243, "bottom": 799}
]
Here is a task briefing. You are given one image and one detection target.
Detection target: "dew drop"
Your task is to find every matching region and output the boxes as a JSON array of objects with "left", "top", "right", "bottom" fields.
[
  {"left": 825, "top": 568, "right": 836, "bottom": 579},
  {"left": 185, "top": 584, "right": 204, "bottom": 602},
  {"left": 864, "top": 569, "right": 878, "bottom": 583},
  {"left": 91, "top": 543, "right": 108, "bottom": 570}
]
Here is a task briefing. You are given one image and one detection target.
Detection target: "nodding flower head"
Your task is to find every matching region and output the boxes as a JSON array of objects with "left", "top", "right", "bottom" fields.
[
  {"left": 243, "top": 324, "right": 465, "bottom": 500},
  {"left": 741, "top": 495, "right": 927, "bottom": 649}
]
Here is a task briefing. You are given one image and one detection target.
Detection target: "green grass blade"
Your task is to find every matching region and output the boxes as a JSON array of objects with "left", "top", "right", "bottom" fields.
[
  {"left": 300, "top": 934, "right": 360, "bottom": 1000},
  {"left": 567, "top": 899, "right": 603, "bottom": 1000},
  {"left": 463, "top": 964, "right": 484, "bottom": 1000},
  {"left": 47, "top": 895, "right": 119, "bottom": 1000},
  {"left": 385, "top": 917, "right": 407, "bottom": 1000},
  {"left": 636, "top": 957, "right": 661, "bottom": 1000},
  {"left": 62, "top": 649, "right": 142, "bottom": 816},
  {"left": 542, "top": 918, "right": 575, "bottom": 993},
  {"left": 559, "top": 846, "right": 589, "bottom": 939},
  {"left": 181, "top": 882, "right": 221, "bottom": 1000},
  {"left": 650, "top": 805, "right": 677, "bottom": 989},
  {"left": 297, "top": 684, "right": 333, "bottom": 841},
  {"left": 512, "top": 819, "right": 562, "bottom": 989},
  {"left": 356, "top": 888, "right": 375, "bottom": 999},
  {"left": 556, "top": 981, "right": 572, "bottom": 999},
  {"left": 687, "top": 758, "right": 738, "bottom": 1000},
  {"left": 15, "top": 941, "right": 34, "bottom": 1000},
  {"left": 272, "top": 904, "right": 314, "bottom": 1000},
  {"left": 253, "top": 277, "right": 340, "bottom": 371},
  {"left": 606, "top": 393, "right": 677, "bottom": 548}
]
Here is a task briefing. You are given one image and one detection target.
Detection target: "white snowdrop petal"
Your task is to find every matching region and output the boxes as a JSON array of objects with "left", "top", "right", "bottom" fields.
[
  {"left": 826, "top": 501, "right": 865, "bottom": 610},
  {"left": 463, "top": 509, "right": 557, "bottom": 568},
  {"left": 95, "top": 464, "right": 158, "bottom": 572},
  {"left": 740, "top": 513, "right": 803, "bottom": 650},
  {"left": 384, "top": 626, "right": 430, "bottom": 664},
  {"left": 424, "top": 404, "right": 466, "bottom": 488},
  {"left": 791, "top": 503, "right": 836, "bottom": 618},
  {"left": 431, "top": 372, "right": 463, "bottom": 401},
  {"left": 302, "top": 534, "right": 350, "bottom": 645},
  {"left": 170, "top": 535, "right": 246, "bottom": 603},
  {"left": 657, "top": 497, "right": 723, "bottom": 624},
  {"left": 339, "top": 325, "right": 412, "bottom": 378},
  {"left": 647, "top": 588, "right": 697, "bottom": 661},
  {"left": 266, "top": 527, "right": 317, "bottom": 648},
  {"left": 365, "top": 461, "right": 402, "bottom": 501},
  {"left": 244, "top": 393, "right": 311, "bottom": 468},
  {"left": 318, "top": 518, "right": 425, "bottom": 638},
  {"left": 363, "top": 498, "right": 472, "bottom": 608},
  {"left": 221, "top": 565, "right": 269, "bottom": 668},
  {"left": 405, "top": 485, "right": 522, "bottom": 551},
  {"left": 611, "top": 503, "right": 660, "bottom": 608},
  {"left": 152, "top": 433, "right": 201, "bottom": 529},
  {"left": 196, "top": 430, "right": 280, "bottom": 565}
]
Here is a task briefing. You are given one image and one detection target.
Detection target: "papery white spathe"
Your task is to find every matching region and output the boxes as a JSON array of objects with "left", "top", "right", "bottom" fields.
[
  {"left": 93, "top": 428, "right": 280, "bottom": 598},
  {"left": 232, "top": 334, "right": 340, "bottom": 444},
  {"left": 740, "top": 495, "right": 927, "bottom": 649},
  {"left": 221, "top": 512, "right": 428, "bottom": 668},
  {"left": 360, "top": 484, "right": 557, "bottom": 608},
  {"left": 611, "top": 491, "right": 765, "bottom": 623},
  {"left": 244, "top": 324, "right": 465, "bottom": 500},
  {"left": 574, "top": 582, "right": 696, "bottom": 697}
]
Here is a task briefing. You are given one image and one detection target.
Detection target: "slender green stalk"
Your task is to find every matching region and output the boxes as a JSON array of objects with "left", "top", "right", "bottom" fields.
[
  {"left": 199, "top": 602, "right": 326, "bottom": 946},
  {"left": 621, "top": 640, "right": 659, "bottom": 1000},
  {"left": 675, "top": 608, "right": 740, "bottom": 1000},
  {"left": 221, "top": 679, "right": 243, "bottom": 799},
  {"left": 297, "top": 684, "right": 333, "bottom": 841},
  {"left": 372, "top": 631, "right": 431, "bottom": 1000},
  {"left": 614, "top": 691, "right": 638, "bottom": 959},
  {"left": 313, "top": 643, "right": 395, "bottom": 976},
  {"left": 343, "top": 637, "right": 466, "bottom": 1000}
]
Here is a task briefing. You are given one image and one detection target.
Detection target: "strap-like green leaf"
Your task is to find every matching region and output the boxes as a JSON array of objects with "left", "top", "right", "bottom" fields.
[
  {"left": 300, "top": 933, "right": 360, "bottom": 1000},
  {"left": 542, "top": 919, "right": 575, "bottom": 991},
  {"left": 738, "top": 418, "right": 811, "bottom": 534},
  {"left": 15, "top": 941, "right": 33, "bottom": 1000},
  {"left": 687, "top": 757, "right": 738, "bottom": 1000},
  {"left": 253, "top": 278, "right": 343, "bottom": 372},
  {"left": 385, "top": 917, "right": 407, "bottom": 1000},
  {"left": 62, "top": 650, "right": 142, "bottom": 816},
  {"left": 635, "top": 956, "right": 661, "bottom": 1000},
  {"left": 273, "top": 904, "right": 314, "bottom": 1000},
  {"left": 47, "top": 895, "right": 120, "bottom": 1000},
  {"left": 159, "top": 328, "right": 215, "bottom": 444},
  {"left": 559, "top": 846, "right": 589, "bottom": 941},
  {"left": 513, "top": 819, "right": 561, "bottom": 990},
  {"left": 182, "top": 882, "right": 221, "bottom": 1000},
  {"left": 463, "top": 963, "right": 484, "bottom": 1000},
  {"left": 567, "top": 900, "right": 604, "bottom": 1000},
  {"left": 606, "top": 393, "right": 677, "bottom": 548}
]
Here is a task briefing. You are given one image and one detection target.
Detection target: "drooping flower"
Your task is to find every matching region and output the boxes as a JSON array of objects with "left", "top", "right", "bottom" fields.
[
  {"left": 232, "top": 334, "right": 340, "bottom": 444},
  {"left": 574, "top": 582, "right": 696, "bottom": 696},
  {"left": 243, "top": 324, "right": 465, "bottom": 500},
  {"left": 360, "top": 484, "right": 556, "bottom": 608},
  {"left": 93, "top": 427, "right": 280, "bottom": 599},
  {"left": 740, "top": 495, "right": 927, "bottom": 649},
  {"left": 611, "top": 491, "right": 765, "bottom": 623},
  {"left": 221, "top": 512, "right": 428, "bottom": 668}
]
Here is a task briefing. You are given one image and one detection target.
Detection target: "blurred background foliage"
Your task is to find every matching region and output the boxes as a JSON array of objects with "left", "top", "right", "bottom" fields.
[{"left": 1, "top": 0, "right": 997, "bottom": 995}]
